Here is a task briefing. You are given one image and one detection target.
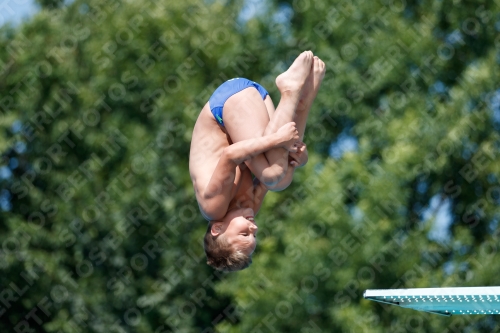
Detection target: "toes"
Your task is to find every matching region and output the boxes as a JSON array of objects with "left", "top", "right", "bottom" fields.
[
  {"left": 298, "top": 51, "right": 312, "bottom": 65},
  {"left": 303, "top": 50, "right": 313, "bottom": 62},
  {"left": 312, "top": 58, "right": 321, "bottom": 74},
  {"left": 313, "top": 57, "right": 326, "bottom": 73}
]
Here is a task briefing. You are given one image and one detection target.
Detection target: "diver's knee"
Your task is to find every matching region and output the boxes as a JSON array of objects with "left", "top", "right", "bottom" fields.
[
  {"left": 266, "top": 172, "right": 293, "bottom": 192},
  {"left": 261, "top": 165, "right": 286, "bottom": 187}
]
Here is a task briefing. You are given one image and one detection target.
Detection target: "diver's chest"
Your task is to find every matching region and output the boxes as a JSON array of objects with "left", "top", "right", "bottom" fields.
[{"left": 231, "top": 165, "right": 253, "bottom": 200}]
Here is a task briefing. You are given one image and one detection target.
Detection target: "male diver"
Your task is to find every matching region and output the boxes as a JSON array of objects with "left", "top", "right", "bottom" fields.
[{"left": 189, "top": 51, "right": 325, "bottom": 271}]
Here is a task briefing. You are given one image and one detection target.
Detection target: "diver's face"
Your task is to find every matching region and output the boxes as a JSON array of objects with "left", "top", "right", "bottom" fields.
[{"left": 221, "top": 208, "right": 258, "bottom": 255}]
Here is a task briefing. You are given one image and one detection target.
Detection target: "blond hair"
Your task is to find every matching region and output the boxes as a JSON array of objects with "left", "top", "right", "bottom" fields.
[{"left": 203, "top": 222, "right": 252, "bottom": 271}]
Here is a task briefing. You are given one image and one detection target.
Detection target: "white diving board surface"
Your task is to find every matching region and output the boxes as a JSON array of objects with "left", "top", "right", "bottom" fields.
[{"left": 364, "top": 287, "right": 500, "bottom": 316}]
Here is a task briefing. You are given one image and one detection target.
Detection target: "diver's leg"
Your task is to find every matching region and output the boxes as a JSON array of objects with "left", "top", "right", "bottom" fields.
[{"left": 223, "top": 51, "right": 313, "bottom": 187}]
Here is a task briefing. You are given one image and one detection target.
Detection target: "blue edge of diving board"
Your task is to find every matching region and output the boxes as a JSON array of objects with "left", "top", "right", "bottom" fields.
[{"left": 364, "top": 287, "right": 500, "bottom": 316}]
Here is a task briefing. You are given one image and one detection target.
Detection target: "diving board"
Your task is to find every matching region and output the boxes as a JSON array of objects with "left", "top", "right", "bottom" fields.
[{"left": 364, "top": 287, "right": 500, "bottom": 316}]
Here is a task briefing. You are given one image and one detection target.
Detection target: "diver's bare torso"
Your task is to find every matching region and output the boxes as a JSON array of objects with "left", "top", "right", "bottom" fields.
[{"left": 189, "top": 103, "right": 254, "bottom": 220}]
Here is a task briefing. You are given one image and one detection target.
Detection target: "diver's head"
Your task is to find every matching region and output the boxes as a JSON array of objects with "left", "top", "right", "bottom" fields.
[{"left": 204, "top": 207, "right": 258, "bottom": 271}]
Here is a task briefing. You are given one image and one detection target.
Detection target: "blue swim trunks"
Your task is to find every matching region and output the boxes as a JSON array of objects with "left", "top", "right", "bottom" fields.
[{"left": 208, "top": 78, "right": 269, "bottom": 127}]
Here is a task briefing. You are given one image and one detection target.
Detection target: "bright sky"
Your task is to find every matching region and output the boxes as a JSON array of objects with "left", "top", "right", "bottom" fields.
[{"left": 0, "top": 0, "right": 39, "bottom": 26}]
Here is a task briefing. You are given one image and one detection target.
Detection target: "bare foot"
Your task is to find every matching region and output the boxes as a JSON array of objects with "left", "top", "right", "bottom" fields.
[
  {"left": 275, "top": 51, "right": 314, "bottom": 95},
  {"left": 289, "top": 141, "right": 308, "bottom": 167},
  {"left": 297, "top": 56, "right": 326, "bottom": 111}
]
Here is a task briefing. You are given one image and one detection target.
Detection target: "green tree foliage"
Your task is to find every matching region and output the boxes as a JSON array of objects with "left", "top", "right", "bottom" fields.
[
  {"left": 35, "top": 0, "right": 65, "bottom": 9},
  {"left": 218, "top": 0, "right": 500, "bottom": 332},
  {"left": 0, "top": 0, "right": 272, "bottom": 331},
  {"left": 1, "top": 0, "right": 500, "bottom": 332}
]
